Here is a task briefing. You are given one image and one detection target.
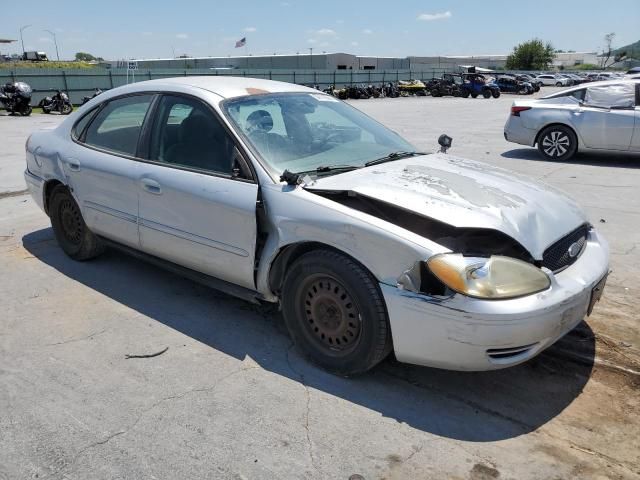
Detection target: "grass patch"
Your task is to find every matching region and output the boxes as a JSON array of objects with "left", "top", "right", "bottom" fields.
[{"left": 0, "top": 61, "right": 98, "bottom": 70}]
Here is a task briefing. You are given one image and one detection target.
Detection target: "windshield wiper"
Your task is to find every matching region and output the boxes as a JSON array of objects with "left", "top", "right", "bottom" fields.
[
  {"left": 280, "top": 165, "right": 361, "bottom": 185},
  {"left": 364, "top": 151, "right": 424, "bottom": 167}
]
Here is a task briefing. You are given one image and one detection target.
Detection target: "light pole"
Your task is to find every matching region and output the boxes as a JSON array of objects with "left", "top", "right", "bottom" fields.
[
  {"left": 20, "top": 24, "right": 32, "bottom": 58},
  {"left": 44, "top": 30, "right": 60, "bottom": 61},
  {"left": 309, "top": 47, "right": 313, "bottom": 68}
]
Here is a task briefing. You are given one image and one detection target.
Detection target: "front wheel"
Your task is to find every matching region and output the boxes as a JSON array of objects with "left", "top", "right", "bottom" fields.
[
  {"left": 20, "top": 105, "right": 32, "bottom": 116},
  {"left": 492, "top": 89, "right": 500, "bottom": 98},
  {"left": 537, "top": 125, "right": 577, "bottom": 161},
  {"left": 555, "top": 82, "right": 563, "bottom": 87},
  {"left": 282, "top": 249, "right": 392, "bottom": 376},
  {"left": 61, "top": 103, "right": 73, "bottom": 115},
  {"left": 482, "top": 89, "right": 491, "bottom": 98},
  {"left": 49, "top": 185, "right": 105, "bottom": 260}
]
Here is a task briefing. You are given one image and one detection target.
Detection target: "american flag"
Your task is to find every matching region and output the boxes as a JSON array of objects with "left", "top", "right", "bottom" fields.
[{"left": 235, "top": 37, "right": 246, "bottom": 48}]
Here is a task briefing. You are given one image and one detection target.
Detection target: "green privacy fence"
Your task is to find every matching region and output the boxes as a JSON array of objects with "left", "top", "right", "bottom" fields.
[{"left": 0, "top": 68, "right": 452, "bottom": 105}]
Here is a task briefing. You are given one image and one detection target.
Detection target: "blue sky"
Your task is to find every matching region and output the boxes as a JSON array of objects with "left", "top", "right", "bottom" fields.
[{"left": 3, "top": 0, "right": 639, "bottom": 60}]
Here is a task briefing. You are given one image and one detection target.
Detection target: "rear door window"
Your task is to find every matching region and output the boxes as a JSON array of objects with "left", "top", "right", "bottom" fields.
[
  {"left": 83, "top": 95, "right": 153, "bottom": 156},
  {"left": 585, "top": 84, "right": 635, "bottom": 108}
]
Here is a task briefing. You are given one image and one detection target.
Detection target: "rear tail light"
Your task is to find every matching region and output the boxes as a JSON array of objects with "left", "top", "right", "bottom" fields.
[{"left": 511, "top": 106, "right": 531, "bottom": 116}]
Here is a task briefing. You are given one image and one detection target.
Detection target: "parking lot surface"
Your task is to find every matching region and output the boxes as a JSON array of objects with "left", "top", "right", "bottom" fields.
[{"left": 1, "top": 91, "right": 639, "bottom": 480}]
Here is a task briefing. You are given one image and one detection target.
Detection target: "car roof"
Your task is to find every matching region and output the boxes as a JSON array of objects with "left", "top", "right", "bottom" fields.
[
  {"left": 106, "top": 76, "right": 318, "bottom": 100},
  {"left": 541, "top": 78, "right": 640, "bottom": 98}
]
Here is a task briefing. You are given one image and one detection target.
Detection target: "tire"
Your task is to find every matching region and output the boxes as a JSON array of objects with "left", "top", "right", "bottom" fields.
[
  {"left": 431, "top": 88, "right": 441, "bottom": 97},
  {"left": 482, "top": 89, "right": 491, "bottom": 98},
  {"left": 49, "top": 185, "right": 105, "bottom": 261},
  {"left": 492, "top": 89, "right": 500, "bottom": 98},
  {"left": 555, "top": 82, "right": 562, "bottom": 87},
  {"left": 20, "top": 106, "right": 32, "bottom": 116},
  {"left": 42, "top": 106, "right": 51, "bottom": 114},
  {"left": 470, "top": 92, "right": 477, "bottom": 98},
  {"left": 537, "top": 125, "right": 577, "bottom": 161},
  {"left": 61, "top": 103, "right": 73, "bottom": 115},
  {"left": 461, "top": 91, "right": 470, "bottom": 98},
  {"left": 281, "top": 249, "right": 392, "bottom": 376}
]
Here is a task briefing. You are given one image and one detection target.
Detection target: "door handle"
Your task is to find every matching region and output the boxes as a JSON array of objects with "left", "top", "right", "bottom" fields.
[{"left": 141, "top": 178, "right": 162, "bottom": 194}]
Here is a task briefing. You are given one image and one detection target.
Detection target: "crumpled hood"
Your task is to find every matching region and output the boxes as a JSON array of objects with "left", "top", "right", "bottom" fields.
[{"left": 305, "top": 153, "right": 587, "bottom": 259}]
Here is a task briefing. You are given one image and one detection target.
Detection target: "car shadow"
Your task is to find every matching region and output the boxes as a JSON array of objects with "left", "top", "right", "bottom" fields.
[
  {"left": 501, "top": 148, "right": 640, "bottom": 168},
  {"left": 23, "top": 227, "right": 596, "bottom": 443}
]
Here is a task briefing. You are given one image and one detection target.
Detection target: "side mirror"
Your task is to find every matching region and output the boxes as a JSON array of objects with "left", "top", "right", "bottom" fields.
[{"left": 438, "top": 134, "right": 453, "bottom": 153}]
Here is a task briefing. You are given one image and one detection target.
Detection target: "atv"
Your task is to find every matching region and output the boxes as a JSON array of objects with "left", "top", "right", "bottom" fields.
[
  {"left": 427, "top": 76, "right": 461, "bottom": 97},
  {"left": 459, "top": 73, "right": 500, "bottom": 98}
]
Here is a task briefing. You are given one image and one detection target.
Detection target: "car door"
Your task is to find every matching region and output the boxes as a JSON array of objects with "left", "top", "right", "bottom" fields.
[
  {"left": 136, "top": 93, "right": 258, "bottom": 290},
  {"left": 630, "top": 83, "right": 640, "bottom": 152},
  {"left": 572, "top": 83, "right": 636, "bottom": 150},
  {"left": 68, "top": 94, "right": 154, "bottom": 248}
]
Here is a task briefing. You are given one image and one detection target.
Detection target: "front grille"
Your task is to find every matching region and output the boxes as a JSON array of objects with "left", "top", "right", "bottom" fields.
[{"left": 542, "top": 224, "right": 590, "bottom": 273}]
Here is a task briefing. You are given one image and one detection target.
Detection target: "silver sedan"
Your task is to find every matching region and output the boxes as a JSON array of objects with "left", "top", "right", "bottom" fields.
[
  {"left": 25, "top": 77, "right": 608, "bottom": 375},
  {"left": 504, "top": 79, "right": 640, "bottom": 160}
]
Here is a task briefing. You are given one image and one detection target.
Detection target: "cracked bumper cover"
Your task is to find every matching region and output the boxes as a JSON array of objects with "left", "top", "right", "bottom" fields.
[{"left": 381, "top": 230, "right": 609, "bottom": 371}]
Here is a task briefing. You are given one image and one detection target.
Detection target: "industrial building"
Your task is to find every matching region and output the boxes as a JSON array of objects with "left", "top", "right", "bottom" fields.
[{"left": 104, "top": 51, "right": 601, "bottom": 71}]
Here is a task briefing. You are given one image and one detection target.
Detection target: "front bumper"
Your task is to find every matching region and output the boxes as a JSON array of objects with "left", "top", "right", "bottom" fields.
[{"left": 382, "top": 229, "right": 609, "bottom": 371}]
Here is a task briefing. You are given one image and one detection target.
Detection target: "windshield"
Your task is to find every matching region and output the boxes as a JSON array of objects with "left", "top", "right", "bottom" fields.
[{"left": 222, "top": 92, "right": 416, "bottom": 175}]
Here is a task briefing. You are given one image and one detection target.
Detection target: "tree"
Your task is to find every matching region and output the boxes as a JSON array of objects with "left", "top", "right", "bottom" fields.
[
  {"left": 75, "top": 52, "right": 97, "bottom": 62},
  {"left": 600, "top": 33, "right": 615, "bottom": 68},
  {"left": 505, "top": 39, "right": 555, "bottom": 70},
  {"left": 600, "top": 32, "right": 627, "bottom": 69}
]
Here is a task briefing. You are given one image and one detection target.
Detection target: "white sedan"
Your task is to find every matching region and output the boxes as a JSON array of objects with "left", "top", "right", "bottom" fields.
[
  {"left": 535, "top": 74, "right": 572, "bottom": 87},
  {"left": 24, "top": 77, "right": 609, "bottom": 375},
  {"left": 504, "top": 79, "right": 640, "bottom": 160}
]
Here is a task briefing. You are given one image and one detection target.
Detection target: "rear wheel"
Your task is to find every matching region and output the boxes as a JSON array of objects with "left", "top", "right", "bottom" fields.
[
  {"left": 492, "top": 89, "right": 501, "bottom": 98},
  {"left": 20, "top": 105, "right": 32, "bottom": 116},
  {"left": 555, "top": 81, "right": 563, "bottom": 87},
  {"left": 537, "top": 125, "right": 577, "bottom": 161},
  {"left": 282, "top": 249, "right": 392, "bottom": 376},
  {"left": 431, "top": 88, "right": 441, "bottom": 97},
  {"left": 61, "top": 103, "right": 73, "bottom": 115},
  {"left": 49, "top": 185, "right": 104, "bottom": 260},
  {"left": 482, "top": 89, "right": 491, "bottom": 98},
  {"left": 461, "top": 91, "right": 470, "bottom": 98}
]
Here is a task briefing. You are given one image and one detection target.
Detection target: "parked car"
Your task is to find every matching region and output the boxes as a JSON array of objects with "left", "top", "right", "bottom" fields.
[
  {"left": 535, "top": 74, "right": 571, "bottom": 87},
  {"left": 24, "top": 77, "right": 609, "bottom": 375},
  {"left": 513, "top": 74, "right": 541, "bottom": 91},
  {"left": 504, "top": 79, "right": 640, "bottom": 161},
  {"left": 494, "top": 75, "right": 534, "bottom": 94}
]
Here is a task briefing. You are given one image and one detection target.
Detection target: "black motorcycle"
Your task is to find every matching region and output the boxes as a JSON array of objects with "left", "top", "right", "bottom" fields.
[
  {"left": 0, "top": 82, "right": 33, "bottom": 116},
  {"left": 382, "top": 82, "right": 399, "bottom": 98},
  {"left": 81, "top": 88, "right": 103, "bottom": 105},
  {"left": 39, "top": 90, "right": 73, "bottom": 115}
]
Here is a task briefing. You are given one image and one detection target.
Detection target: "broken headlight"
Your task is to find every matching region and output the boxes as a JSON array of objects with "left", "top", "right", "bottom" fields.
[{"left": 426, "top": 254, "right": 550, "bottom": 300}]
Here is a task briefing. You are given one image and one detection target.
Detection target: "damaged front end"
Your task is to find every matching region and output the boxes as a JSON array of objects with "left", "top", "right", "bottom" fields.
[{"left": 308, "top": 188, "right": 539, "bottom": 298}]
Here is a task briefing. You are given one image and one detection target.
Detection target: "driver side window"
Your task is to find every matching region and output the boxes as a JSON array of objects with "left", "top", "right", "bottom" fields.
[{"left": 149, "top": 95, "right": 236, "bottom": 175}]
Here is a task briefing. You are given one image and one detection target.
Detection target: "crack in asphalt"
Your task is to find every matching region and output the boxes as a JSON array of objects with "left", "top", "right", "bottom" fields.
[
  {"left": 285, "top": 343, "right": 320, "bottom": 476},
  {"left": 48, "top": 363, "right": 260, "bottom": 479},
  {"left": 45, "top": 329, "right": 109, "bottom": 346}
]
